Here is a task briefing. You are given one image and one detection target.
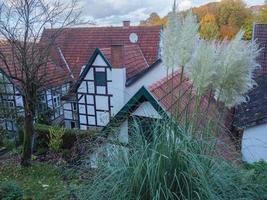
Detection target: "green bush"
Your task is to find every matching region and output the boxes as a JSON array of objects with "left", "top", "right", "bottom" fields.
[
  {"left": 34, "top": 124, "right": 98, "bottom": 152},
  {"left": 245, "top": 161, "right": 267, "bottom": 196},
  {"left": 0, "top": 181, "right": 23, "bottom": 200},
  {"left": 2, "top": 139, "right": 16, "bottom": 150},
  {"left": 48, "top": 126, "right": 64, "bottom": 152}
]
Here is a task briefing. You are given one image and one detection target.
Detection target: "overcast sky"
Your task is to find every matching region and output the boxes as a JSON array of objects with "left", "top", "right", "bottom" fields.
[{"left": 80, "top": 0, "right": 265, "bottom": 26}]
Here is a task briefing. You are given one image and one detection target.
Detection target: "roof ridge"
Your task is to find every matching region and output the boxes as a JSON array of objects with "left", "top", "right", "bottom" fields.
[
  {"left": 149, "top": 70, "right": 181, "bottom": 91},
  {"left": 44, "top": 25, "right": 162, "bottom": 31}
]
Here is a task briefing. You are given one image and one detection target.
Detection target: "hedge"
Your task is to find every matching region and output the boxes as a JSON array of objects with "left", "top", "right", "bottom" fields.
[{"left": 34, "top": 124, "right": 99, "bottom": 151}]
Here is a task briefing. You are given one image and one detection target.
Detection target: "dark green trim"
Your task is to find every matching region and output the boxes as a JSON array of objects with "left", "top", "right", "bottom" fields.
[
  {"left": 126, "top": 59, "right": 162, "bottom": 87},
  {"left": 102, "top": 86, "right": 169, "bottom": 132},
  {"left": 72, "top": 48, "right": 112, "bottom": 92}
]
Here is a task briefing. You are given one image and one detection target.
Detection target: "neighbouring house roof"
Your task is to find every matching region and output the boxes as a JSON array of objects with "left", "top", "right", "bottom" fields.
[
  {"left": 254, "top": 24, "right": 267, "bottom": 74},
  {"left": 40, "top": 25, "right": 162, "bottom": 81},
  {"left": 0, "top": 41, "right": 72, "bottom": 91},
  {"left": 233, "top": 24, "right": 267, "bottom": 129},
  {"left": 234, "top": 73, "right": 267, "bottom": 128}
]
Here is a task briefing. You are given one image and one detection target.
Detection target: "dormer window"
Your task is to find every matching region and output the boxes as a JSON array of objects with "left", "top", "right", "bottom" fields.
[{"left": 95, "top": 72, "right": 106, "bottom": 86}]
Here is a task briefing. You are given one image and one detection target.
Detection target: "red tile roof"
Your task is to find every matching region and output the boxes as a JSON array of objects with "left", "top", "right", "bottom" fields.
[
  {"left": 100, "top": 45, "right": 149, "bottom": 79},
  {"left": 149, "top": 71, "right": 238, "bottom": 160},
  {"left": 148, "top": 71, "right": 233, "bottom": 129},
  {"left": 40, "top": 25, "right": 162, "bottom": 80},
  {"left": 0, "top": 41, "right": 72, "bottom": 90}
]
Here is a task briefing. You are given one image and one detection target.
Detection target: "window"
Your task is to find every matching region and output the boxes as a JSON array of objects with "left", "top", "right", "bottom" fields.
[
  {"left": 95, "top": 72, "right": 106, "bottom": 86},
  {"left": 53, "top": 95, "right": 60, "bottom": 108},
  {"left": 3, "top": 100, "right": 14, "bottom": 108},
  {"left": 6, "top": 120, "right": 14, "bottom": 131},
  {"left": 71, "top": 121, "right": 76, "bottom": 129}
]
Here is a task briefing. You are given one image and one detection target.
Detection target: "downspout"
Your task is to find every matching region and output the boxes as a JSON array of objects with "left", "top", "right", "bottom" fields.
[{"left": 252, "top": 22, "right": 255, "bottom": 41}]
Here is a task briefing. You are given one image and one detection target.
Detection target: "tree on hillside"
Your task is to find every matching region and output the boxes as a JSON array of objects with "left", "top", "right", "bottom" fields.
[
  {"left": 217, "top": 0, "right": 252, "bottom": 39},
  {"left": 140, "top": 12, "right": 168, "bottom": 26},
  {"left": 217, "top": 0, "right": 250, "bottom": 27},
  {"left": 0, "top": 0, "right": 80, "bottom": 167},
  {"left": 257, "top": 1, "right": 267, "bottom": 23},
  {"left": 200, "top": 14, "right": 219, "bottom": 40},
  {"left": 219, "top": 25, "right": 239, "bottom": 39},
  {"left": 192, "top": 2, "right": 219, "bottom": 21}
]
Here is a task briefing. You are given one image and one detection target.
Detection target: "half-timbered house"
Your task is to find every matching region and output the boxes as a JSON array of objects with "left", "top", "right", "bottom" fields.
[
  {"left": 0, "top": 42, "right": 73, "bottom": 131},
  {"left": 40, "top": 21, "right": 167, "bottom": 130}
]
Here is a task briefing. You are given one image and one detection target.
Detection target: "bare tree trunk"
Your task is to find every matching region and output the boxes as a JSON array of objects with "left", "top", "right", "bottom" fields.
[
  {"left": 21, "top": 110, "right": 34, "bottom": 166},
  {"left": 21, "top": 94, "right": 35, "bottom": 167}
]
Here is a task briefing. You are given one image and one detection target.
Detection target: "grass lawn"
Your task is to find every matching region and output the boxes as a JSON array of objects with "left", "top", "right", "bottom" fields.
[{"left": 0, "top": 162, "right": 70, "bottom": 200}]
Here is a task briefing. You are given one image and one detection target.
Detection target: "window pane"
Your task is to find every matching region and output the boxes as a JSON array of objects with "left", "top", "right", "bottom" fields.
[{"left": 95, "top": 72, "right": 106, "bottom": 86}]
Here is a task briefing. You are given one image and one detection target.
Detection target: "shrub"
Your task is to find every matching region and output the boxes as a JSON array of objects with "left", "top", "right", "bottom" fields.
[
  {"left": 2, "top": 139, "right": 16, "bottom": 150},
  {"left": 245, "top": 161, "right": 267, "bottom": 197},
  {"left": 0, "top": 181, "right": 23, "bottom": 200},
  {"left": 48, "top": 126, "right": 64, "bottom": 152},
  {"left": 34, "top": 124, "right": 98, "bottom": 151}
]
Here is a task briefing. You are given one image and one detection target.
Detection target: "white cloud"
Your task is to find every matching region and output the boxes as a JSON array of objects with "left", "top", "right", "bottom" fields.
[
  {"left": 178, "top": 0, "right": 193, "bottom": 11},
  {"left": 79, "top": 0, "right": 264, "bottom": 25}
]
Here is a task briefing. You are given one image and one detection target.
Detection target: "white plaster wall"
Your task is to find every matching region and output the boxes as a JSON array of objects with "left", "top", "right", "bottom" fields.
[
  {"left": 78, "top": 81, "right": 87, "bottom": 93},
  {"left": 118, "top": 120, "right": 129, "bottom": 144},
  {"left": 63, "top": 102, "right": 71, "bottom": 110},
  {"left": 85, "top": 68, "right": 94, "bottom": 80},
  {"left": 15, "top": 96, "right": 23, "bottom": 108},
  {"left": 93, "top": 55, "right": 108, "bottom": 66},
  {"left": 125, "top": 62, "right": 167, "bottom": 103},
  {"left": 65, "top": 120, "right": 71, "bottom": 129},
  {"left": 132, "top": 101, "right": 162, "bottom": 119},
  {"left": 242, "top": 123, "right": 267, "bottom": 163},
  {"left": 96, "top": 111, "right": 109, "bottom": 126},
  {"left": 110, "top": 68, "right": 126, "bottom": 115},
  {"left": 64, "top": 110, "right": 73, "bottom": 120},
  {"left": 95, "top": 95, "right": 109, "bottom": 110}
]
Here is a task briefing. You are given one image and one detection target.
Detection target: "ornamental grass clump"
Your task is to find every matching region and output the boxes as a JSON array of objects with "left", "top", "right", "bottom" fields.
[
  {"left": 163, "top": 5, "right": 198, "bottom": 71},
  {"left": 162, "top": 2, "right": 181, "bottom": 70},
  {"left": 186, "top": 40, "right": 218, "bottom": 97},
  {"left": 75, "top": 119, "right": 266, "bottom": 200},
  {"left": 213, "top": 31, "right": 261, "bottom": 107},
  {"left": 177, "top": 11, "right": 199, "bottom": 68}
]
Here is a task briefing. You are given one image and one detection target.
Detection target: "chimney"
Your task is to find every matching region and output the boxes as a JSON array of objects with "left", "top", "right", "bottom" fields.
[
  {"left": 111, "top": 44, "right": 124, "bottom": 68},
  {"left": 123, "top": 20, "right": 130, "bottom": 28}
]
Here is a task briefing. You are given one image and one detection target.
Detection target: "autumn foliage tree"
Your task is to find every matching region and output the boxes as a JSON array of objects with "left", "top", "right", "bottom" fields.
[
  {"left": 143, "top": 0, "right": 260, "bottom": 40},
  {"left": 257, "top": 1, "right": 267, "bottom": 23},
  {"left": 200, "top": 14, "right": 219, "bottom": 40},
  {"left": 140, "top": 13, "right": 167, "bottom": 27}
]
